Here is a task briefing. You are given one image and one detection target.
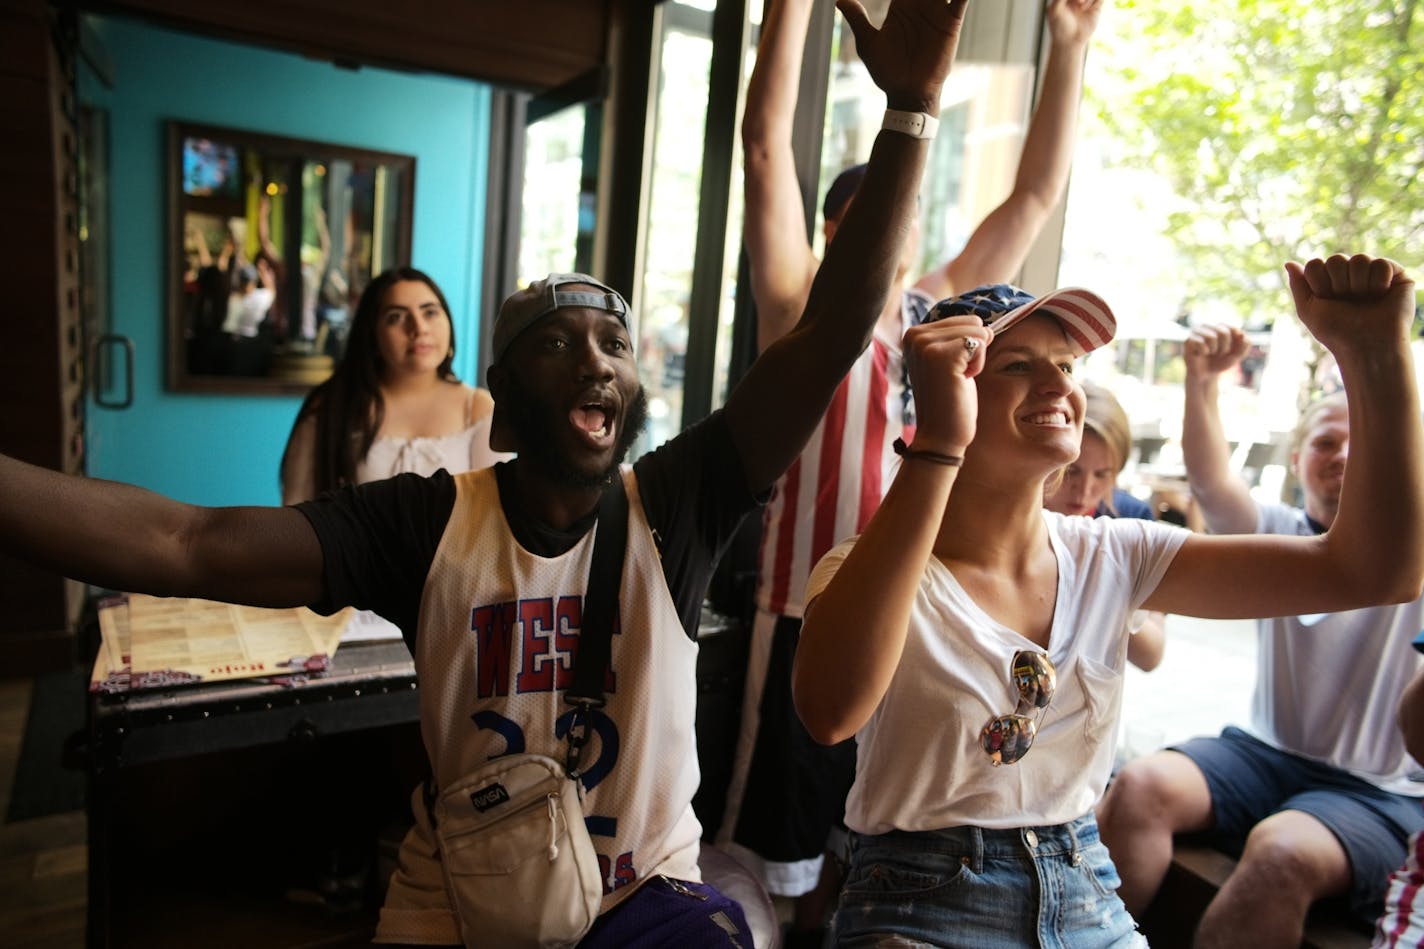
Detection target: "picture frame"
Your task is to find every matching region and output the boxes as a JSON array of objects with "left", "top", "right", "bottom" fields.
[{"left": 166, "top": 121, "right": 415, "bottom": 394}]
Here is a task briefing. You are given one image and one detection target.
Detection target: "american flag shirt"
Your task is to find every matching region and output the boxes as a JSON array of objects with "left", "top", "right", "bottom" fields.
[{"left": 755, "top": 289, "right": 932, "bottom": 618}]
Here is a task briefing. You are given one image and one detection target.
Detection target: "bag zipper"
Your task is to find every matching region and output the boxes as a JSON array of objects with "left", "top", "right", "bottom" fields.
[
  {"left": 660, "top": 875, "right": 709, "bottom": 900},
  {"left": 546, "top": 793, "right": 560, "bottom": 860}
]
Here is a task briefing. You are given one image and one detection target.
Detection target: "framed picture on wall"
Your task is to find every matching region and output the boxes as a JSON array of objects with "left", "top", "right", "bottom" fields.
[{"left": 166, "top": 121, "right": 415, "bottom": 395}]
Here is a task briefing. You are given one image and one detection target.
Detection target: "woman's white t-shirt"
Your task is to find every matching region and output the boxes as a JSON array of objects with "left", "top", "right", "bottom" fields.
[{"left": 804, "top": 511, "right": 1188, "bottom": 834}]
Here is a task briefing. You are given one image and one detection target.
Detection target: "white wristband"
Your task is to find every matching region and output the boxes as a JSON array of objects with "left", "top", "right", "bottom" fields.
[{"left": 881, "top": 108, "right": 939, "bottom": 141}]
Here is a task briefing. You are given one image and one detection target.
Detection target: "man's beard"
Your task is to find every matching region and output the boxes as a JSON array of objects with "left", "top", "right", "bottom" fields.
[{"left": 502, "top": 374, "right": 650, "bottom": 489}]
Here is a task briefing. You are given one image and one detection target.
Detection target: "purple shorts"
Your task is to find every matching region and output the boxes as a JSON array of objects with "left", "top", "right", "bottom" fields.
[{"left": 579, "top": 875, "right": 752, "bottom": 948}]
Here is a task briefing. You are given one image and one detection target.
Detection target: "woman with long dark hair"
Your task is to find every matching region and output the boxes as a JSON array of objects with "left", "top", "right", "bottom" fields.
[{"left": 280, "top": 267, "right": 504, "bottom": 503}]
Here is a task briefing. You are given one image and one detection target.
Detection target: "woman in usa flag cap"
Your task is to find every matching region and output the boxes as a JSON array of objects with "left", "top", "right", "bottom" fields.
[{"left": 791, "top": 256, "right": 1424, "bottom": 946}]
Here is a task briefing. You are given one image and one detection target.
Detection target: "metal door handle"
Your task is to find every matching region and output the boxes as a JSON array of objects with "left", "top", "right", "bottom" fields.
[{"left": 94, "top": 334, "right": 133, "bottom": 409}]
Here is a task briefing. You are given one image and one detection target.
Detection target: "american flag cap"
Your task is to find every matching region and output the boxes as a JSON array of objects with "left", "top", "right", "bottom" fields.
[{"left": 922, "top": 283, "right": 1116, "bottom": 356}]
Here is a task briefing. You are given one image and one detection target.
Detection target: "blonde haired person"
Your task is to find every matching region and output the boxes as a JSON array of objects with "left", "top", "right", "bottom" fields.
[
  {"left": 1045, "top": 380, "right": 1165, "bottom": 671},
  {"left": 1047, "top": 381, "right": 1148, "bottom": 518},
  {"left": 1100, "top": 314, "right": 1424, "bottom": 946},
  {"left": 794, "top": 257, "right": 1422, "bottom": 945}
]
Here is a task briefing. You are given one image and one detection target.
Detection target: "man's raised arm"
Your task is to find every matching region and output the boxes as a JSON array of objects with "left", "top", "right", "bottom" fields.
[
  {"left": 1290, "top": 257, "right": 1424, "bottom": 601},
  {"left": 915, "top": 0, "right": 1101, "bottom": 301},
  {"left": 0, "top": 453, "right": 325, "bottom": 608},
  {"left": 743, "top": 0, "right": 823, "bottom": 351},
  {"left": 1180, "top": 323, "right": 1258, "bottom": 534},
  {"left": 725, "top": 0, "right": 971, "bottom": 493}
]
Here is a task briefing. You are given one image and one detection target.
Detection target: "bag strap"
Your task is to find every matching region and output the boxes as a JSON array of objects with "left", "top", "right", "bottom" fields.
[{"left": 563, "top": 472, "right": 628, "bottom": 777}]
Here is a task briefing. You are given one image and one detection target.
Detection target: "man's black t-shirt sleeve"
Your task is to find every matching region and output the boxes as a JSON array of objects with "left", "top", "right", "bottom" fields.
[
  {"left": 295, "top": 471, "right": 456, "bottom": 641},
  {"left": 296, "top": 410, "right": 762, "bottom": 647},
  {"left": 633, "top": 410, "right": 763, "bottom": 638}
]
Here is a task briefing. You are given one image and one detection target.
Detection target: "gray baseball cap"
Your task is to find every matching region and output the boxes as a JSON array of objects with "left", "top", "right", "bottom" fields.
[{"left": 491, "top": 272, "right": 631, "bottom": 363}]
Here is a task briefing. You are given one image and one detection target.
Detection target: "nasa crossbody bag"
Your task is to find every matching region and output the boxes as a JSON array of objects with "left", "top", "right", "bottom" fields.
[{"left": 431, "top": 476, "right": 628, "bottom": 948}]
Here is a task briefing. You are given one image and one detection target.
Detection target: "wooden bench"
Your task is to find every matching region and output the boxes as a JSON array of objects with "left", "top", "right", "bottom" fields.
[{"left": 1138, "top": 843, "right": 1374, "bottom": 948}]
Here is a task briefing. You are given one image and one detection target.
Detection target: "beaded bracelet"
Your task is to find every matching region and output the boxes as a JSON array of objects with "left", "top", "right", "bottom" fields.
[{"left": 892, "top": 437, "right": 963, "bottom": 467}]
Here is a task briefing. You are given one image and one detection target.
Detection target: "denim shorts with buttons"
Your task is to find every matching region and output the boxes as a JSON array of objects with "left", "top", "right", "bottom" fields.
[{"left": 831, "top": 813, "right": 1146, "bottom": 949}]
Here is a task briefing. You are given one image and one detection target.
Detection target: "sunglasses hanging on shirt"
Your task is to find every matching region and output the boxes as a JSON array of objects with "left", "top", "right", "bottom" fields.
[{"left": 979, "top": 650, "right": 1056, "bottom": 766}]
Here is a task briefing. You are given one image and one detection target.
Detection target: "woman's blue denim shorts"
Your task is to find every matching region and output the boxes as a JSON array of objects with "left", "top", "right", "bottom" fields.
[{"left": 831, "top": 813, "right": 1146, "bottom": 948}]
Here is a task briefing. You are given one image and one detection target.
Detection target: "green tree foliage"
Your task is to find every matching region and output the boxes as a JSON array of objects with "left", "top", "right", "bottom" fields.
[{"left": 1091, "top": 0, "right": 1422, "bottom": 332}]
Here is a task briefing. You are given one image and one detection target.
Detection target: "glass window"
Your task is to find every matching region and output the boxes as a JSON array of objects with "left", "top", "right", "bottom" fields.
[
  {"left": 631, "top": 5, "right": 717, "bottom": 457},
  {"left": 709, "top": 6, "right": 757, "bottom": 410},
  {"left": 814, "top": 14, "right": 1035, "bottom": 275},
  {"left": 519, "top": 106, "right": 587, "bottom": 279},
  {"left": 511, "top": 1, "right": 744, "bottom": 462},
  {"left": 1056, "top": 8, "right": 1282, "bottom": 760}
]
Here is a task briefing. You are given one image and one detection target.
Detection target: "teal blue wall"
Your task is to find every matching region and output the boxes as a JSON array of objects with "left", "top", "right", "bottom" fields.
[{"left": 78, "top": 16, "right": 491, "bottom": 506}]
